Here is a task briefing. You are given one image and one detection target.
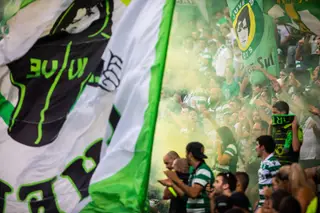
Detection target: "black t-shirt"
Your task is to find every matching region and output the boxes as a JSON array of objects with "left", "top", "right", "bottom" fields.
[
  {"left": 272, "top": 115, "right": 303, "bottom": 165},
  {"left": 169, "top": 172, "right": 189, "bottom": 213}
]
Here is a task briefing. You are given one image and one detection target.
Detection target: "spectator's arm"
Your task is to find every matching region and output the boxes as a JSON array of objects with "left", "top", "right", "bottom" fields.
[
  {"left": 159, "top": 179, "right": 184, "bottom": 198},
  {"left": 217, "top": 154, "right": 231, "bottom": 165},
  {"left": 171, "top": 183, "right": 185, "bottom": 197},
  {"left": 276, "top": 89, "right": 292, "bottom": 105},
  {"left": 310, "top": 105, "right": 320, "bottom": 117},
  {"left": 217, "top": 144, "right": 236, "bottom": 165},
  {"left": 268, "top": 123, "right": 273, "bottom": 136},
  {"left": 255, "top": 66, "right": 278, "bottom": 81},
  {"left": 163, "top": 187, "right": 173, "bottom": 200},
  {"left": 311, "top": 66, "right": 320, "bottom": 82},
  {"left": 258, "top": 108, "right": 272, "bottom": 124},
  {"left": 209, "top": 195, "right": 215, "bottom": 213},
  {"left": 291, "top": 117, "right": 301, "bottom": 152},
  {"left": 174, "top": 181, "right": 203, "bottom": 199},
  {"left": 239, "top": 76, "right": 249, "bottom": 97},
  {"left": 164, "top": 170, "right": 204, "bottom": 199},
  {"left": 295, "top": 41, "right": 303, "bottom": 61}
]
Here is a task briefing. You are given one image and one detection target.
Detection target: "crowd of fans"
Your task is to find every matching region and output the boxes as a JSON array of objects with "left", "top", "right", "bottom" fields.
[
  {"left": 148, "top": 4, "right": 320, "bottom": 213},
  {"left": 155, "top": 139, "right": 319, "bottom": 213}
]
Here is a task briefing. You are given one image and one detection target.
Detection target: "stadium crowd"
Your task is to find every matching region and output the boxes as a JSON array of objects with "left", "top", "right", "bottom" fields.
[{"left": 149, "top": 3, "right": 320, "bottom": 213}]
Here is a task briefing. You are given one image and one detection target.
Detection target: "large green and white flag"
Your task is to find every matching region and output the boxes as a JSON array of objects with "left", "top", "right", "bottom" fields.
[
  {"left": 264, "top": 0, "right": 320, "bottom": 35},
  {"left": 0, "top": 0, "right": 175, "bottom": 212},
  {"left": 80, "top": 0, "right": 175, "bottom": 212},
  {"left": 227, "top": 0, "right": 280, "bottom": 85}
]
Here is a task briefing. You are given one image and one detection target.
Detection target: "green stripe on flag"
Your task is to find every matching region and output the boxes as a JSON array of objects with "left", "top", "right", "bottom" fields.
[
  {"left": 0, "top": 92, "right": 14, "bottom": 125},
  {"left": 21, "top": 0, "right": 36, "bottom": 9},
  {"left": 81, "top": 0, "right": 175, "bottom": 212}
]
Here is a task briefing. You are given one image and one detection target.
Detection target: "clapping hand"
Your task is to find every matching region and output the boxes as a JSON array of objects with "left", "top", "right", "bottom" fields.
[
  {"left": 158, "top": 179, "right": 173, "bottom": 187},
  {"left": 164, "top": 170, "right": 180, "bottom": 183}
]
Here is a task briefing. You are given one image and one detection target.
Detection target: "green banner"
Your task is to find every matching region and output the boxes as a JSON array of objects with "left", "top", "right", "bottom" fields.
[
  {"left": 227, "top": 0, "right": 280, "bottom": 85},
  {"left": 264, "top": 0, "right": 320, "bottom": 35}
]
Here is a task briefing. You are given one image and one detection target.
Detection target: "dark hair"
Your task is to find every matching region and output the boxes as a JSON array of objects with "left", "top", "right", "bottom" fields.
[
  {"left": 235, "top": 172, "right": 250, "bottom": 192},
  {"left": 225, "top": 208, "right": 244, "bottom": 213},
  {"left": 236, "top": 5, "right": 251, "bottom": 35},
  {"left": 256, "top": 135, "right": 276, "bottom": 153},
  {"left": 278, "top": 196, "right": 301, "bottom": 213},
  {"left": 217, "top": 172, "right": 237, "bottom": 192},
  {"left": 217, "top": 126, "right": 237, "bottom": 149},
  {"left": 272, "top": 101, "right": 289, "bottom": 114},
  {"left": 271, "top": 189, "right": 290, "bottom": 211},
  {"left": 186, "top": 142, "right": 207, "bottom": 161}
]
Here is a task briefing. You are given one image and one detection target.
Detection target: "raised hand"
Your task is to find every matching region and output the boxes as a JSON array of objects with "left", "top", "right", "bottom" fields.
[{"left": 309, "top": 105, "right": 320, "bottom": 116}]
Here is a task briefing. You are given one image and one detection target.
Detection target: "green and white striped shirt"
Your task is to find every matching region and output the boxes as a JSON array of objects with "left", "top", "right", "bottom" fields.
[
  {"left": 258, "top": 153, "right": 281, "bottom": 207},
  {"left": 214, "top": 144, "right": 238, "bottom": 175},
  {"left": 187, "top": 162, "right": 214, "bottom": 213}
]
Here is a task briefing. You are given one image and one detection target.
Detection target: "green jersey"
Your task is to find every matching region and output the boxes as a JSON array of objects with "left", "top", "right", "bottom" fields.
[
  {"left": 258, "top": 153, "right": 281, "bottom": 207},
  {"left": 187, "top": 162, "right": 214, "bottom": 213},
  {"left": 214, "top": 144, "right": 239, "bottom": 175}
]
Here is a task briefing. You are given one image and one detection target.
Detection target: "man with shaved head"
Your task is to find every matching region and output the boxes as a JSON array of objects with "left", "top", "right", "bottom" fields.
[
  {"left": 163, "top": 151, "right": 180, "bottom": 170},
  {"left": 160, "top": 152, "right": 187, "bottom": 213}
]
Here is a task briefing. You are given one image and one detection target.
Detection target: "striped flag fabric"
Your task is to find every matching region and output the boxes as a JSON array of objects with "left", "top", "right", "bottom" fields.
[{"left": 0, "top": 0, "right": 175, "bottom": 212}]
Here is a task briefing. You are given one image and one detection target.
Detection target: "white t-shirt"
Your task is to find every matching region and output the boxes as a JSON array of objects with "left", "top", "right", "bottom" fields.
[
  {"left": 309, "top": 35, "right": 319, "bottom": 55},
  {"left": 277, "top": 25, "right": 290, "bottom": 44},
  {"left": 212, "top": 45, "right": 232, "bottom": 77},
  {"left": 300, "top": 116, "right": 320, "bottom": 160}
]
